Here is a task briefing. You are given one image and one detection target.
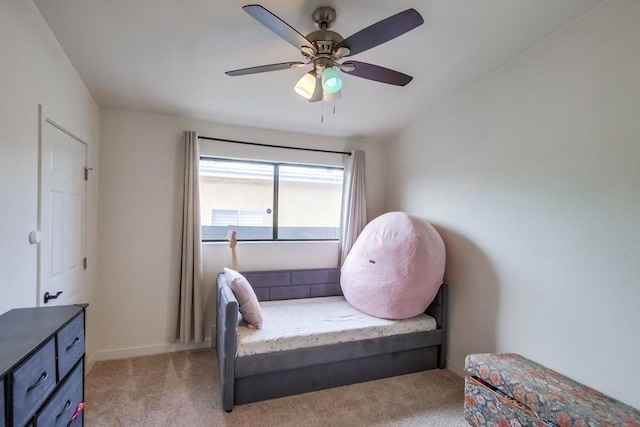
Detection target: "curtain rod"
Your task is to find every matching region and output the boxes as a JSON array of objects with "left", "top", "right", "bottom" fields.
[{"left": 198, "top": 135, "right": 351, "bottom": 156}]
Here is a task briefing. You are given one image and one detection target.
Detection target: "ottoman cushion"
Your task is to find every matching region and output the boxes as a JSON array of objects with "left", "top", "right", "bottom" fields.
[{"left": 465, "top": 353, "right": 640, "bottom": 427}]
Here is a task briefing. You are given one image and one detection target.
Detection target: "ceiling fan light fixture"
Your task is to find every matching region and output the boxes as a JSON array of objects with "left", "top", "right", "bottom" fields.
[
  {"left": 294, "top": 71, "right": 317, "bottom": 99},
  {"left": 322, "top": 67, "right": 342, "bottom": 94},
  {"left": 323, "top": 89, "right": 342, "bottom": 102}
]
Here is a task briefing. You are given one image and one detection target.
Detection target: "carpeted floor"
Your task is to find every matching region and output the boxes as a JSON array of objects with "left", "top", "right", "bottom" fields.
[{"left": 85, "top": 349, "right": 468, "bottom": 426}]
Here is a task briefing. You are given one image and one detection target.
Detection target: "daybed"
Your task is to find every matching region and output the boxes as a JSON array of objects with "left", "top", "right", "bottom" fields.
[{"left": 216, "top": 267, "right": 448, "bottom": 412}]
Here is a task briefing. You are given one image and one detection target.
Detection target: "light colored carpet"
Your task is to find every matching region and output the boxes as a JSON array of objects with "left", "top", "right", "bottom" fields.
[{"left": 85, "top": 349, "right": 468, "bottom": 426}]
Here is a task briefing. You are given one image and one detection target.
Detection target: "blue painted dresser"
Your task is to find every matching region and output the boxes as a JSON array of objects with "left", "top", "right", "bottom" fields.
[{"left": 0, "top": 305, "right": 86, "bottom": 427}]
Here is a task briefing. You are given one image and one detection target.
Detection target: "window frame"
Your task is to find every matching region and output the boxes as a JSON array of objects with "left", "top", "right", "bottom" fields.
[{"left": 200, "top": 156, "right": 344, "bottom": 242}]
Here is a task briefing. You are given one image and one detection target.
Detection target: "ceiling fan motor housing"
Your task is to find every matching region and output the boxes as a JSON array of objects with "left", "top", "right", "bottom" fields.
[
  {"left": 305, "top": 28, "right": 345, "bottom": 74},
  {"left": 306, "top": 30, "right": 343, "bottom": 54},
  {"left": 308, "top": 6, "right": 347, "bottom": 72}
]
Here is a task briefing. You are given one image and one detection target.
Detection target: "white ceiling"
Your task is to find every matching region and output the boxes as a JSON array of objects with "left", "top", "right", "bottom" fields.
[{"left": 34, "top": 0, "right": 603, "bottom": 139}]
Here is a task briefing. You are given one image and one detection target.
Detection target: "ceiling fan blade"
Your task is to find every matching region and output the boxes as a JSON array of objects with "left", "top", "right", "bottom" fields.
[
  {"left": 225, "top": 61, "right": 306, "bottom": 76},
  {"left": 243, "top": 5, "right": 313, "bottom": 51},
  {"left": 337, "top": 9, "right": 423, "bottom": 57},
  {"left": 341, "top": 61, "right": 413, "bottom": 86}
]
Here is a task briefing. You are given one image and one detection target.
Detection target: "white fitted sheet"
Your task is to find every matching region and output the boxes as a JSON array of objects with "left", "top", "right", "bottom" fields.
[{"left": 236, "top": 296, "right": 437, "bottom": 357}]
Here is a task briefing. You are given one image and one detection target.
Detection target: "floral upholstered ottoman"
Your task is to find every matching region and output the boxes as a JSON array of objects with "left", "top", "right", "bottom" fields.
[{"left": 464, "top": 353, "right": 640, "bottom": 427}]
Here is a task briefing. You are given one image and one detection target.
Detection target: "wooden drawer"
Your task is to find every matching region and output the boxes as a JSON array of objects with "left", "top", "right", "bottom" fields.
[
  {"left": 1, "top": 376, "right": 5, "bottom": 427},
  {"left": 12, "top": 339, "right": 57, "bottom": 427},
  {"left": 56, "top": 314, "right": 85, "bottom": 380},
  {"left": 36, "top": 362, "right": 83, "bottom": 427}
]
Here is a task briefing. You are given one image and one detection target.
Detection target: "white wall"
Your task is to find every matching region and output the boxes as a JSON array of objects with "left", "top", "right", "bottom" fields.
[
  {"left": 97, "top": 108, "right": 386, "bottom": 360},
  {"left": 386, "top": 0, "right": 640, "bottom": 408},
  {"left": 0, "top": 1, "right": 100, "bottom": 366}
]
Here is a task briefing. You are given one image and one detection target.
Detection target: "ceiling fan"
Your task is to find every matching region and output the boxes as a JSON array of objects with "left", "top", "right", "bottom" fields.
[{"left": 225, "top": 4, "right": 424, "bottom": 102}]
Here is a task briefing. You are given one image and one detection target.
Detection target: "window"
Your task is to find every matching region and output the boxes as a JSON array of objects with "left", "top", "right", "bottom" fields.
[{"left": 200, "top": 158, "right": 343, "bottom": 241}]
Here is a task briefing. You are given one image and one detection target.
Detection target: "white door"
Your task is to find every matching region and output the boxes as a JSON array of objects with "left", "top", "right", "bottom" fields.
[{"left": 38, "top": 116, "right": 87, "bottom": 306}]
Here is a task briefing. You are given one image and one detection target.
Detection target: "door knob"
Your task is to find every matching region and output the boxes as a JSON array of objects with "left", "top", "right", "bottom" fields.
[
  {"left": 29, "top": 230, "right": 42, "bottom": 244},
  {"left": 44, "top": 291, "right": 63, "bottom": 304}
]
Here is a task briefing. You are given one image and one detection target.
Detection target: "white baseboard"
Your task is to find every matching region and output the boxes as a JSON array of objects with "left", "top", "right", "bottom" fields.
[
  {"left": 92, "top": 339, "right": 212, "bottom": 363},
  {"left": 446, "top": 355, "right": 466, "bottom": 378},
  {"left": 85, "top": 353, "right": 97, "bottom": 376}
]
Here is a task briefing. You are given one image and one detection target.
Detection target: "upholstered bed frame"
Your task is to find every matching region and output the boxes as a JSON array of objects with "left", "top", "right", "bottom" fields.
[{"left": 216, "top": 268, "right": 448, "bottom": 412}]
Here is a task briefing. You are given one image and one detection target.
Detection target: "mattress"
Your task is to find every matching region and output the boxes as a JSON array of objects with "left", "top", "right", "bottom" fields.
[{"left": 236, "top": 296, "right": 437, "bottom": 357}]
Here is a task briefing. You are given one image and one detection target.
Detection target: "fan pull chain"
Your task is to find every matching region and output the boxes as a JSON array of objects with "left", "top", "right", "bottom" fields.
[{"left": 321, "top": 100, "right": 324, "bottom": 123}]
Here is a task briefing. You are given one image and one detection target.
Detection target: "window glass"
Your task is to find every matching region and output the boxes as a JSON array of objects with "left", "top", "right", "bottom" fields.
[
  {"left": 200, "top": 159, "right": 274, "bottom": 240},
  {"left": 278, "top": 165, "right": 343, "bottom": 240},
  {"left": 199, "top": 158, "right": 343, "bottom": 241}
]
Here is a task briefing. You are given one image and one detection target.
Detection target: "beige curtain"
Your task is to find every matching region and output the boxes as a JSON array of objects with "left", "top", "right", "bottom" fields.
[
  {"left": 176, "top": 131, "right": 203, "bottom": 343},
  {"left": 339, "top": 150, "right": 367, "bottom": 265}
]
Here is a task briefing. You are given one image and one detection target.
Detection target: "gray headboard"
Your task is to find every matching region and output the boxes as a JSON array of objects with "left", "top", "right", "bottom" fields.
[{"left": 241, "top": 268, "right": 342, "bottom": 301}]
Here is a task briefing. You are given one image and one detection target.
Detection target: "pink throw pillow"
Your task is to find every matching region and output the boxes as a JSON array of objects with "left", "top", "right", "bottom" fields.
[{"left": 224, "top": 267, "right": 263, "bottom": 328}]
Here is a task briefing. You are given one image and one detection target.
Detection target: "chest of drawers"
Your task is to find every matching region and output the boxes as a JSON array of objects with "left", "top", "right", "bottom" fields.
[{"left": 0, "top": 305, "right": 86, "bottom": 427}]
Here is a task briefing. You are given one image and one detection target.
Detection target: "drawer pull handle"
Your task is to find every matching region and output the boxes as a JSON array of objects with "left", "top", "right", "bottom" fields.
[
  {"left": 57, "top": 399, "right": 72, "bottom": 418},
  {"left": 27, "top": 371, "right": 48, "bottom": 391},
  {"left": 66, "top": 337, "right": 81, "bottom": 351}
]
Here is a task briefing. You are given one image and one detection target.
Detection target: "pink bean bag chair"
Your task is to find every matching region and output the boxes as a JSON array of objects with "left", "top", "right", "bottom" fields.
[{"left": 340, "top": 212, "right": 446, "bottom": 319}]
